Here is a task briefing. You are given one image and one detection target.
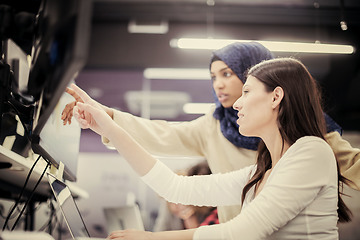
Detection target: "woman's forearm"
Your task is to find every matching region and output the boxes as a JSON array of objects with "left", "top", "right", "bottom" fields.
[
  {"left": 150, "top": 229, "right": 196, "bottom": 240},
  {"left": 108, "top": 229, "right": 196, "bottom": 240},
  {"left": 106, "top": 123, "right": 157, "bottom": 176}
]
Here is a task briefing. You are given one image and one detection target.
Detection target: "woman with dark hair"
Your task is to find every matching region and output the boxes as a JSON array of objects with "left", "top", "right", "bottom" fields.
[
  {"left": 71, "top": 57, "right": 351, "bottom": 239},
  {"left": 62, "top": 42, "right": 360, "bottom": 225},
  {"left": 237, "top": 58, "right": 351, "bottom": 223}
]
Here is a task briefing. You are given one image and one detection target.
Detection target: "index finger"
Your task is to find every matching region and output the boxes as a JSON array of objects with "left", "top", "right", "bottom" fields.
[
  {"left": 65, "top": 87, "right": 83, "bottom": 102},
  {"left": 70, "top": 83, "right": 92, "bottom": 103}
]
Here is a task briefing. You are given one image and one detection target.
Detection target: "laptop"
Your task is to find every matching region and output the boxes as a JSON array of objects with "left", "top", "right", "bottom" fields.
[
  {"left": 103, "top": 205, "right": 145, "bottom": 234},
  {"left": 47, "top": 173, "right": 104, "bottom": 240}
]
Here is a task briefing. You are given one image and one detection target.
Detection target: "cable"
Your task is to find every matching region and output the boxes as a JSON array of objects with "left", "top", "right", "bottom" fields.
[
  {"left": 2, "top": 155, "right": 42, "bottom": 231},
  {"left": 38, "top": 200, "right": 59, "bottom": 234},
  {"left": 11, "top": 201, "right": 43, "bottom": 227},
  {"left": 47, "top": 200, "right": 59, "bottom": 234},
  {"left": 11, "top": 159, "right": 50, "bottom": 230},
  {"left": 0, "top": 203, "right": 24, "bottom": 220}
]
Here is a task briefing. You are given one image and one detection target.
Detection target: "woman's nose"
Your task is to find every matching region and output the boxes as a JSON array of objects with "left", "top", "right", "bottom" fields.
[
  {"left": 213, "top": 78, "right": 224, "bottom": 89},
  {"left": 233, "top": 97, "right": 242, "bottom": 111}
]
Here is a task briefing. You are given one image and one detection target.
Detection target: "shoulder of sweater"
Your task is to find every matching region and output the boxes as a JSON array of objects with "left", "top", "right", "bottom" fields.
[
  {"left": 272, "top": 136, "right": 336, "bottom": 179},
  {"left": 294, "top": 136, "right": 329, "bottom": 147},
  {"left": 202, "top": 104, "right": 218, "bottom": 121},
  {"left": 285, "top": 136, "right": 334, "bottom": 161},
  {"left": 188, "top": 104, "right": 218, "bottom": 125}
]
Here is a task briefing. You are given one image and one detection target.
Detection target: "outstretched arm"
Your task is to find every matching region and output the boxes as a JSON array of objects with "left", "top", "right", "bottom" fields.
[
  {"left": 65, "top": 84, "right": 213, "bottom": 158},
  {"left": 72, "top": 83, "right": 248, "bottom": 205},
  {"left": 107, "top": 229, "right": 196, "bottom": 240},
  {"left": 71, "top": 84, "right": 197, "bottom": 240},
  {"left": 72, "top": 83, "right": 156, "bottom": 176}
]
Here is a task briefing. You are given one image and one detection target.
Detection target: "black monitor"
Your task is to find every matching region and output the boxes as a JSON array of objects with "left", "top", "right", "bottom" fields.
[
  {"left": 29, "top": 0, "right": 92, "bottom": 181},
  {"left": 0, "top": 0, "right": 92, "bottom": 181},
  {"left": 29, "top": 0, "right": 92, "bottom": 136}
]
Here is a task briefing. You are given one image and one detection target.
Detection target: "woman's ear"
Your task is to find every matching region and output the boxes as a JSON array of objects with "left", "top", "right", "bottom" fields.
[{"left": 272, "top": 86, "right": 284, "bottom": 109}]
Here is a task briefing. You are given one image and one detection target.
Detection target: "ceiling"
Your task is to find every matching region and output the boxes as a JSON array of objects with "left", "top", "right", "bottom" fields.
[{"left": 91, "top": 0, "right": 360, "bottom": 26}]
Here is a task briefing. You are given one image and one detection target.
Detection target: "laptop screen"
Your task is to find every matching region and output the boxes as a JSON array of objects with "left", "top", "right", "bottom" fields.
[{"left": 47, "top": 173, "right": 90, "bottom": 239}]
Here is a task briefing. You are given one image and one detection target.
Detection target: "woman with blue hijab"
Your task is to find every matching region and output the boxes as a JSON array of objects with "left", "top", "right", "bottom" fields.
[
  {"left": 211, "top": 42, "right": 342, "bottom": 150},
  {"left": 62, "top": 42, "right": 360, "bottom": 224}
]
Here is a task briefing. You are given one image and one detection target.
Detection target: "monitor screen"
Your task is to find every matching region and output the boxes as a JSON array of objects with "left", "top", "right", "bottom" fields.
[
  {"left": 30, "top": 0, "right": 92, "bottom": 136},
  {"left": 33, "top": 91, "right": 81, "bottom": 181},
  {"left": 29, "top": 0, "right": 92, "bottom": 181}
]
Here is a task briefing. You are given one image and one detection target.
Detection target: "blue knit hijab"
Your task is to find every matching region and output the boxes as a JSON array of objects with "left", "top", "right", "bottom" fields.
[{"left": 210, "top": 42, "right": 342, "bottom": 150}]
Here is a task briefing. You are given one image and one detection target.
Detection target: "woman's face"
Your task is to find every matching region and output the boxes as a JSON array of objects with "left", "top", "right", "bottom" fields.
[
  {"left": 233, "top": 75, "right": 275, "bottom": 137},
  {"left": 211, "top": 61, "right": 244, "bottom": 108}
]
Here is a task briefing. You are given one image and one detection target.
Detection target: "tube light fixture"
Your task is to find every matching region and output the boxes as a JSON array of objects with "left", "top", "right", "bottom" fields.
[
  {"left": 183, "top": 103, "right": 215, "bottom": 114},
  {"left": 144, "top": 68, "right": 210, "bottom": 80},
  {"left": 170, "top": 38, "right": 355, "bottom": 54},
  {"left": 128, "top": 20, "right": 168, "bottom": 34}
]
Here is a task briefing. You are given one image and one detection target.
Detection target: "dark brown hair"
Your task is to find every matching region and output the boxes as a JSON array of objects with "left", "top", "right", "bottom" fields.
[{"left": 240, "top": 58, "right": 352, "bottom": 222}]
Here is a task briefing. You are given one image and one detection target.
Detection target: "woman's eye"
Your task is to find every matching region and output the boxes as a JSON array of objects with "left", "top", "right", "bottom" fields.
[
  {"left": 211, "top": 76, "right": 216, "bottom": 82},
  {"left": 224, "top": 72, "right": 232, "bottom": 77}
]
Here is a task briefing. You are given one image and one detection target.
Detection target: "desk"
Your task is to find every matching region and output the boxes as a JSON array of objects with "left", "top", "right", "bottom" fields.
[
  {"left": 0, "top": 145, "right": 51, "bottom": 230},
  {"left": 0, "top": 145, "right": 88, "bottom": 231},
  {"left": 0, "top": 144, "right": 87, "bottom": 199},
  {"left": 0, "top": 145, "right": 50, "bottom": 199}
]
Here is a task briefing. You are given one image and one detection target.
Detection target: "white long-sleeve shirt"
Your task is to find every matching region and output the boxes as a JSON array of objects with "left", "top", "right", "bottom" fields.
[
  {"left": 105, "top": 106, "right": 360, "bottom": 223},
  {"left": 141, "top": 136, "right": 339, "bottom": 240}
]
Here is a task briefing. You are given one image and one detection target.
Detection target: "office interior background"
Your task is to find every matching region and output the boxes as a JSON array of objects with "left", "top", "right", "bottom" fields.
[{"left": 1, "top": 0, "right": 360, "bottom": 239}]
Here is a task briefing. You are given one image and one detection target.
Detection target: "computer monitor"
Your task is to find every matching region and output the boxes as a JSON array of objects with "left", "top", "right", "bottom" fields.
[
  {"left": 27, "top": 0, "right": 92, "bottom": 181},
  {"left": 29, "top": 0, "right": 92, "bottom": 136},
  {"left": 1, "top": 0, "right": 91, "bottom": 180}
]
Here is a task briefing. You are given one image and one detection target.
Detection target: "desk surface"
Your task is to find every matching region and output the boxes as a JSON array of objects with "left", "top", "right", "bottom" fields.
[
  {"left": 0, "top": 144, "right": 52, "bottom": 199},
  {"left": 0, "top": 145, "right": 87, "bottom": 200}
]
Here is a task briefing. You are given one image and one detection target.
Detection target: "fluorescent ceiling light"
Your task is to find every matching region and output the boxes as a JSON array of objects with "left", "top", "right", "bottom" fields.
[
  {"left": 128, "top": 20, "right": 168, "bottom": 34},
  {"left": 144, "top": 68, "right": 209, "bottom": 80},
  {"left": 183, "top": 103, "right": 215, "bottom": 114},
  {"left": 170, "top": 38, "right": 355, "bottom": 54},
  {"left": 125, "top": 91, "right": 191, "bottom": 118}
]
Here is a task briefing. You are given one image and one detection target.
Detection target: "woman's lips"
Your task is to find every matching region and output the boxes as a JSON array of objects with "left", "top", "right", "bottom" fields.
[
  {"left": 237, "top": 113, "right": 244, "bottom": 124},
  {"left": 217, "top": 93, "right": 229, "bottom": 103}
]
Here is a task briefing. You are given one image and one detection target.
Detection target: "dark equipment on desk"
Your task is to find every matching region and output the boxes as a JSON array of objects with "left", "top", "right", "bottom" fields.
[
  {"left": 0, "top": 0, "right": 92, "bottom": 232},
  {"left": 0, "top": 4, "right": 36, "bottom": 157},
  {"left": 0, "top": 0, "right": 92, "bottom": 181}
]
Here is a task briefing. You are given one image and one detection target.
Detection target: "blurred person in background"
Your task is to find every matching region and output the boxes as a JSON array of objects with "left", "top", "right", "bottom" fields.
[{"left": 153, "top": 161, "right": 218, "bottom": 231}]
